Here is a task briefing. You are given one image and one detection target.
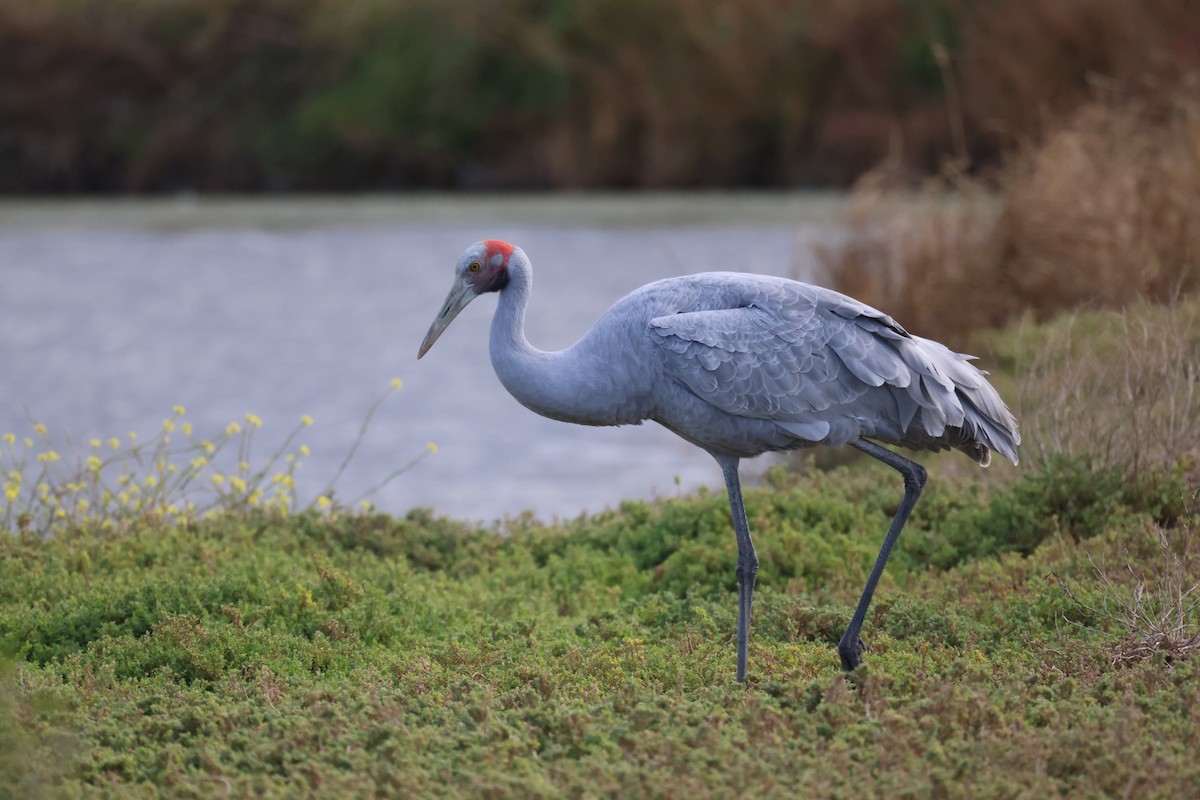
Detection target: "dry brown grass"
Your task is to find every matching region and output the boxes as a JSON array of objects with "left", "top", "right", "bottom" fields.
[
  {"left": 821, "top": 88, "right": 1200, "bottom": 347},
  {"left": 1010, "top": 300, "right": 1200, "bottom": 482},
  {"left": 958, "top": 0, "right": 1200, "bottom": 150},
  {"left": 815, "top": 180, "right": 1009, "bottom": 346},
  {"left": 1064, "top": 504, "right": 1200, "bottom": 665},
  {"left": 999, "top": 91, "right": 1200, "bottom": 309}
]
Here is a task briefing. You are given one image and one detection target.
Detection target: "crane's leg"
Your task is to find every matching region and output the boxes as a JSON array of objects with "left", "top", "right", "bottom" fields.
[
  {"left": 719, "top": 459, "right": 758, "bottom": 683},
  {"left": 840, "top": 438, "right": 927, "bottom": 671}
]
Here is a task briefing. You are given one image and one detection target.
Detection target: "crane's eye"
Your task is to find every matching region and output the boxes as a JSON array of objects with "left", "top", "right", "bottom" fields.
[{"left": 468, "top": 261, "right": 481, "bottom": 272}]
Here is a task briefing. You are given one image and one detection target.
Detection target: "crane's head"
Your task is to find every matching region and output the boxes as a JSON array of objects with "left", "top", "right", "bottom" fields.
[{"left": 418, "top": 239, "right": 516, "bottom": 358}]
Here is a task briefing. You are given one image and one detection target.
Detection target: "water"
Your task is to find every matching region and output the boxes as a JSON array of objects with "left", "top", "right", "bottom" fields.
[{"left": 0, "top": 194, "right": 847, "bottom": 522}]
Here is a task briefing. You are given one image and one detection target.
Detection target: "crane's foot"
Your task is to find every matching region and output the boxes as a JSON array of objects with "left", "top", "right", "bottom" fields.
[{"left": 838, "top": 635, "right": 866, "bottom": 672}]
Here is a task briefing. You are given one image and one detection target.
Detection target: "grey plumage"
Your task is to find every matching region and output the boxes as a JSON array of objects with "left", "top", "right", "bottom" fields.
[
  {"left": 638, "top": 272, "right": 1018, "bottom": 464},
  {"left": 419, "top": 240, "right": 1020, "bottom": 681}
]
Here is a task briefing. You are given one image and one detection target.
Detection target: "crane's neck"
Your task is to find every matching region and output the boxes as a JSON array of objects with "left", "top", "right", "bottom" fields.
[
  {"left": 488, "top": 257, "right": 650, "bottom": 426},
  {"left": 489, "top": 256, "right": 539, "bottom": 369}
]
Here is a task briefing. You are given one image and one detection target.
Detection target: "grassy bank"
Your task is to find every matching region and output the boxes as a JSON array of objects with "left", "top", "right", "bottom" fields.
[
  {"left": 2, "top": 305, "right": 1199, "bottom": 797},
  {"left": 821, "top": 84, "right": 1200, "bottom": 347},
  {"left": 3, "top": 0, "right": 1197, "bottom": 192}
]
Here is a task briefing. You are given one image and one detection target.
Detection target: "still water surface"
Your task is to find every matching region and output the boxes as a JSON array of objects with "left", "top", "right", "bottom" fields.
[{"left": 0, "top": 194, "right": 847, "bottom": 522}]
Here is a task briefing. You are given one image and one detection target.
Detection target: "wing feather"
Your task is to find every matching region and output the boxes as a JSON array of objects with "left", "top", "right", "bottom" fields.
[
  {"left": 649, "top": 295, "right": 882, "bottom": 424},
  {"left": 641, "top": 274, "right": 1019, "bottom": 461},
  {"left": 648, "top": 277, "right": 1012, "bottom": 453}
]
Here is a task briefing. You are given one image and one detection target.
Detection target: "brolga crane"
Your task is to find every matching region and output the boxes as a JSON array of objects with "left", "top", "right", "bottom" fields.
[{"left": 418, "top": 240, "right": 1020, "bottom": 682}]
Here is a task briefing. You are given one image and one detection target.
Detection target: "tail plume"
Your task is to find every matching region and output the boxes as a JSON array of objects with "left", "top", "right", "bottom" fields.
[{"left": 907, "top": 335, "right": 1021, "bottom": 466}]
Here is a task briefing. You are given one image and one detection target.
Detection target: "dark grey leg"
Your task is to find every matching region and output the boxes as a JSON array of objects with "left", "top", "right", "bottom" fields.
[
  {"left": 840, "top": 438, "right": 927, "bottom": 671},
  {"left": 720, "top": 460, "right": 758, "bottom": 683}
]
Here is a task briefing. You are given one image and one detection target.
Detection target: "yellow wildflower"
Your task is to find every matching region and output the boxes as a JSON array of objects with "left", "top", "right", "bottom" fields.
[
  {"left": 145, "top": 475, "right": 158, "bottom": 488},
  {"left": 202, "top": 440, "right": 215, "bottom": 454},
  {"left": 359, "top": 500, "right": 374, "bottom": 511},
  {"left": 238, "top": 461, "right": 249, "bottom": 473},
  {"left": 117, "top": 474, "right": 129, "bottom": 485},
  {"left": 181, "top": 422, "right": 193, "bottom": 436},
  {"left": 37, "top": 450, "right": 61, "bottom": 463},
  {"left": 33, "top": 423, "right": 47, "bottom": 436},
  {"left": 190, "top": 456, "right": 208, "bottom": 470},
  {"left": 166, "top": 504, "right": 179, "bottom": 515},
  {"left": 108, "top": 437, "right": 120, "bottom": 450},
  {"left": 90, "top": 438, "right": 101, "bottom": 448},
  {"left": 172, "top": 404, "right": 186, "bottom": 416},
  {"left": 118, "top": 492, "right": 129, "bottom": 505},
  {"left": 3, "top": 433, "right": 14, "bottom": 444},
  {"left": 163, "top": 419, "right": 175, "bottom": 433},
  {"left": 23, "top": 438, "right": 32, "bottom": 447},
  {"left": 212, "top": 474, "right": 226, "bottom": 486},
  {"left": 226, "top": 422, "right": 241, "bottom": 436},
  {"left": 3, "top": 483, "right": 17, "bottom": 503},
  {"left": 300, "top": 415, "right": 314, "bottom": 427},
  {"left": 426, "top": 441, "right": 438, "bottom": 454},
  {"left": 316, "top": 496, "right": 332, "bottom": 510},
  {"left": 229, "top": 476, "right": 247, "bottom": 493},
  {"left": 299, "top": 445, "right": 310, "bottom": 457},
  {"left": 128, "top": 431, "right": 137, "bottom": 442},
  {"left": 390, "top": 377, "right": 404, "bottom": 390},
  {"left": 244, "top": 413, "right": 262, "bottom": 428},
  {"left": 87, "top": 456, "right": 102, "bottom": 471},
  {"left": 76, "top": 498, "right": 89, "bottom": 512}
]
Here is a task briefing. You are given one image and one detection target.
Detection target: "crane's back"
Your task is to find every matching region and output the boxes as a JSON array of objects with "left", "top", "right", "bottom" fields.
[{"left": 611, "top": 272, "right": 1019, "bottom": 465}]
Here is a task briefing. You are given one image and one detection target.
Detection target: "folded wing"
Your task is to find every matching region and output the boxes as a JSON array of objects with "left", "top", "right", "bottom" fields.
[{"left": 648, "top": 280, "right": 1019, "bottom": 464}]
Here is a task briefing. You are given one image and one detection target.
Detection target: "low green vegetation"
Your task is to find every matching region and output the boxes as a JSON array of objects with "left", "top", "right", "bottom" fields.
[{"left": 2, "top": 307, "right": 1199, "bottom": 797}]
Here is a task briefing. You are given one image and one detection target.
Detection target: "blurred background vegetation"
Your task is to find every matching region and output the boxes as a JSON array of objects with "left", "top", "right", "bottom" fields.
[{"left": 3, "top": 0, "right": 1198, "bottom": 193}]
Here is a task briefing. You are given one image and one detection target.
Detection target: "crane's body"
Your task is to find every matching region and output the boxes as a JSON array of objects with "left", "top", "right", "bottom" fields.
[{"left": 420, "top": 240, "right": 1020, "bottom": 681}]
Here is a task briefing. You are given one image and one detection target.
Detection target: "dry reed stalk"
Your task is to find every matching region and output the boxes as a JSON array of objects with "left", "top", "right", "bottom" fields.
[
  {"left": 821, "top": 88, "right": 1200, "bottom": 346},
  {"left": 816, "top": 178, "right": 1008, "bottom": 346},
  {"left": 959, "top": 0, "right": 1200, "bottom": 147},
  {"left": 1015, "top": 301, "right": 1200, "bottom": 481},
  {"left": 1063, "top": 504, "right": 1200, "bottom": 665},
  {"left": 999, "top": 92, "right": 1200, "bottom": 311}
]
